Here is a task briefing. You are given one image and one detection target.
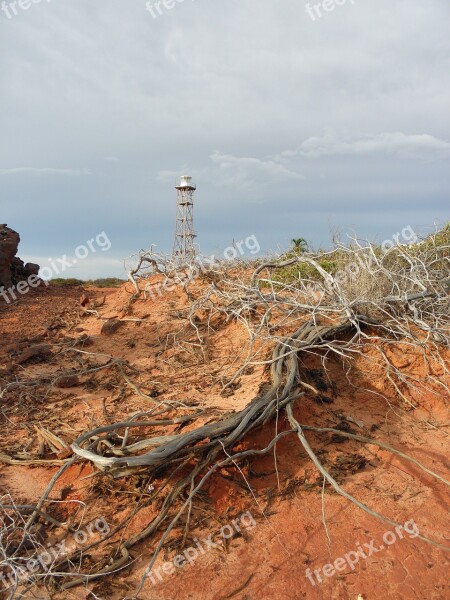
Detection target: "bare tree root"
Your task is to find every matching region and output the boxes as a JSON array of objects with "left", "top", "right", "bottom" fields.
[{"left": 3, "top": 228, "right": 449, "bottom": 597}]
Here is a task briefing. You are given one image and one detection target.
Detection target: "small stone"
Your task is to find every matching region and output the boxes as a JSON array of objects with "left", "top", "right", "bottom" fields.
[
  {"left": 16, "top": 344, "right": 52, "bottom": 364},
  {"left": 101, "top": 318, "right": 124, "bottom": 336},
  {"left": 75, "top": 334, "right": 94, "bottom": 347},
  {"left": 55, "top": 374, "right": 79, "bottom": 388}
]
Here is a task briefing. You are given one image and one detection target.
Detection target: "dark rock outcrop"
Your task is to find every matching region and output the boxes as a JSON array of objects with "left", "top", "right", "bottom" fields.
[
  {"left": 0, "top": 224, "right": 40, "bottom": 289},
  {"left": 0, "top": 224, "right": 20, "bottom": 288}
]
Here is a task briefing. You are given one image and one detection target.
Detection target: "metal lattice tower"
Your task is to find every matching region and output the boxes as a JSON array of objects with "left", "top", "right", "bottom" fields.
[{"left": 173, "top": 175, "right": 197, "bottom": 261}]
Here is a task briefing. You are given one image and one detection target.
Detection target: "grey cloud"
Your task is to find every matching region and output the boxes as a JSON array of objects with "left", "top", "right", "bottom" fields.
[
  {"left": 0, "top": 167, "right": 90, "bottom": 177},
  {"left": 0, "top": 0, "right": 449, "bottom": 278}
]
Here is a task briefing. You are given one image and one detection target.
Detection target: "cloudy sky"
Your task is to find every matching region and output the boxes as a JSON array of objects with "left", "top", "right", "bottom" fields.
[{"left": 1, "top": 0, "right": 449, "bottom": 279}]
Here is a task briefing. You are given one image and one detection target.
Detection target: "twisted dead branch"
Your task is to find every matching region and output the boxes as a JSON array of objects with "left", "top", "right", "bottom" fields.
[{"left": 2, "top": 227, "right": 449, "bottom": 597}]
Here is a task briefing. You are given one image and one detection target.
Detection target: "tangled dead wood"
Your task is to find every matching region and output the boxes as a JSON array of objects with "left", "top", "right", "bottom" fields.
[{"left": 1, "top": 229, "right": 449, "bottom": 597}]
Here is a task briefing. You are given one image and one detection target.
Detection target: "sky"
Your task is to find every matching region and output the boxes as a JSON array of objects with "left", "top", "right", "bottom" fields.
[{"left": 1, "top": 0, "right": 449, "bottom": 279}]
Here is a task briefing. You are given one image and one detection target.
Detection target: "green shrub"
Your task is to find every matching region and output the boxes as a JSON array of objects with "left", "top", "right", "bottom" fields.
[
  {"left": 50, "top": 278, "right": 84, "bottom": 287},
  {"left": 84, "top": 278, "right": 125, "bottom": 288},
  {"left": 50, "top": 277, "right": 125, "bottom": 288}
]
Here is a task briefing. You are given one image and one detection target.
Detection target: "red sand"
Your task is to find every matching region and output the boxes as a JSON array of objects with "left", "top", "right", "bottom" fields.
[{"left": 0, "top": 282, "right": 448, "bottom": 599}]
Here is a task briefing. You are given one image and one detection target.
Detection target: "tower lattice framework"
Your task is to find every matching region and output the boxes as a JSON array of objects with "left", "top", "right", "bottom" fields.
[{"left": 173, "top": 176, "right": 197, "bottom": 261}]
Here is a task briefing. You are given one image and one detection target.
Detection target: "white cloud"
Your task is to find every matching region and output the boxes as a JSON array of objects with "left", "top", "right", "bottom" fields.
[
  {"left": 157, "top": 152, "right": 304, "bottom": 192},
  {"left": 294, "top": 132, "right": 450, "bottom": 160},
  {"left": 210, "top": 151, "right": 304, "bottom": 188}
]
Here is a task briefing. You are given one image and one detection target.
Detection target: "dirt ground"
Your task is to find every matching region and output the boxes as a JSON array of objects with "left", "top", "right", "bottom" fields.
[{"left": 0, "top": 281, "right": 449, "bottom": 600}]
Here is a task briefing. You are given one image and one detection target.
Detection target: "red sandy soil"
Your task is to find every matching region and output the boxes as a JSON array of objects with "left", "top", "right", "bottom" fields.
[{"left": 0, "top": 281, "right": 449, "bottom": 600}]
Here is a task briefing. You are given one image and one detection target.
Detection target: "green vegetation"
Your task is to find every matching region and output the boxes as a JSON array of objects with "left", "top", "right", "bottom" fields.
[
  {"left": 291, "top": 237, "right": 309, "bottom": 252},
  {"left": 275, "top": 225, "right": 450, "bottom": 286},
  {"left": 275, "top": 255, "right": 338, "bottom": 284},
  {"left": 50, "top": 278, "right": 84, "bottom": 287},
  {"left": 50, "top": 278, "right": 126, "bottom": 288}
]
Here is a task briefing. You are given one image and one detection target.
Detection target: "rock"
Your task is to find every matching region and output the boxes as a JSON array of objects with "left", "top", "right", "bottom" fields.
[
  {"left": 101, "top": 318, "right": 124, "bottom": 336},
  {"left": 79, "top": 294, "right": 90, "bottom": 307},
  {"left": 74, "top": 334, "right": 94, "bottom": 347},
  {"left": 16, "top": 344, "right": 53, "bottom": 364},
  {"left": 0, "top": 224, "right": 40, "bottom": 291},
  {"left": 24, "top": 263, "right": 40, "bottom": 276},
  {"left": 11, "top": 257, "right": 24, "bottom": 269},
  {"left": 0, "top": 225, "right": 20, "bottom": 288},
  {"left": 55, "top": 374, "right": 79, "bottom": 388}
]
